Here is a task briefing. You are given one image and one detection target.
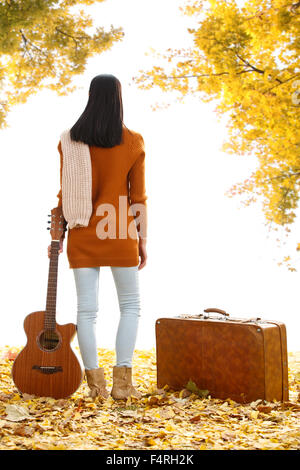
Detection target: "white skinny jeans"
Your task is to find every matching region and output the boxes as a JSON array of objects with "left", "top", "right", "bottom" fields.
[{"left": 73, "top": 266, "right": 141, "bottom": 370}]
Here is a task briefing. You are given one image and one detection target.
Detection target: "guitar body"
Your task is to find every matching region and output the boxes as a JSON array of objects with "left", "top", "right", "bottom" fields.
[{"left": 12, "top": 311, "right": 84, "bottom": 399}]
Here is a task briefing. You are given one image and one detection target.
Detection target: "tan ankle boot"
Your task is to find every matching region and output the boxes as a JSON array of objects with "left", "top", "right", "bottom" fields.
[
  {"left": 111, "top": 366, "right": 142, "bottom": 400},
  {"left": 85, "top": 368, "right": 109, "bottom": 399}
]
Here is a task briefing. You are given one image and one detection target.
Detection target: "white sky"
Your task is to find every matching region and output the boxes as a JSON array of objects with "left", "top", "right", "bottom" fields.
[{"left": 1, "top": 0, "right": 299, "bottom": 353}]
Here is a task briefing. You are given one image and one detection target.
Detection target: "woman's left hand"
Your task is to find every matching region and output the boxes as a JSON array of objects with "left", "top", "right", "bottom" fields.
[{"left": 48, "top": 239, "right": 64, "bottom": 258}]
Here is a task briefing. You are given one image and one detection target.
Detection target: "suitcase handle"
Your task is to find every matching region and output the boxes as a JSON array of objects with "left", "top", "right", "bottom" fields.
[{"left": 203, "top": 308, "right": 229, "bottom": 318}]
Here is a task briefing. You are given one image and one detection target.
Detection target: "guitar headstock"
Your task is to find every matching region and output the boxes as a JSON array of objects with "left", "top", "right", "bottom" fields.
[{"left": 47, "top": 207, "right": 67, "bottom": 241}]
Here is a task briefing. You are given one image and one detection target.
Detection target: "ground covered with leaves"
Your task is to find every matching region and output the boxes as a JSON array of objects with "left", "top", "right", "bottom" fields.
[{"left": 0, "top": 347, "right": 299, "bottom": 450}]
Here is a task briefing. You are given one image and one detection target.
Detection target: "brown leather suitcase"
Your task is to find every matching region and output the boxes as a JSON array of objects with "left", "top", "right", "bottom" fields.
[{"left": 155, "top": 308, "right": 289, "bottom": 403}]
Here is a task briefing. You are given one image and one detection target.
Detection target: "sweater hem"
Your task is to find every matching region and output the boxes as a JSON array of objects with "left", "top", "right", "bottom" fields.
[{"left": 68, "top": 257, "right": 139, "bottom": 269}]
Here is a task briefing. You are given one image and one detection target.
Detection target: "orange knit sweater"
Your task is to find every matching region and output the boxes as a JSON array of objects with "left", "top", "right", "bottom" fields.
[{"left": 56, "top": 126, "right": 147, "bottom": 269}]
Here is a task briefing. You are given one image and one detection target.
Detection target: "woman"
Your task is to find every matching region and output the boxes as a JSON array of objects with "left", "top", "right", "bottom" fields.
[{"left": 48, "top": 74, "right": 147, "bottom": 400}]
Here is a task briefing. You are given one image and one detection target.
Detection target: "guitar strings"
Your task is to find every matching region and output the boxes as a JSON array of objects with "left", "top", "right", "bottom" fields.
[{"left": 44, "top": 240, "right": 59, "bottom": 350}]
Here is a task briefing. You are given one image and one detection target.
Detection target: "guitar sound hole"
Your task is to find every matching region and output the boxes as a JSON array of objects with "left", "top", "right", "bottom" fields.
[{"left": 38, "top": 330, "right": 60, "bottom": 351}]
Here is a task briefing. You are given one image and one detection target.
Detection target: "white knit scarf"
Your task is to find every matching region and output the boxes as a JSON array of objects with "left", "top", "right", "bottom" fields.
[{"left": 60, "top": 129, "right": 93, "bottom": 229}]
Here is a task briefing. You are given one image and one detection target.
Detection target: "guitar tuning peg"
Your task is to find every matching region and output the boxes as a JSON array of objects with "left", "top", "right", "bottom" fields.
[
  {"left": 47, "top": 227, "right": 51, "bottom": 230},
  {"left": 47, "top": 221, "right": 51, "bottom": 224}
]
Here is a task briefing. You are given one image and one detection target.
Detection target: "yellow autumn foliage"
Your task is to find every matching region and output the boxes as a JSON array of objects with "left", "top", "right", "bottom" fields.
[
  {"left": 134, "top": 0, "right": 300, "bottom": 264},
  {"left": 0, "top": 346, "right": 299, "bottom": 450},
  {"left": 0, "top": 0, "right": 124, "bottom": 129}
]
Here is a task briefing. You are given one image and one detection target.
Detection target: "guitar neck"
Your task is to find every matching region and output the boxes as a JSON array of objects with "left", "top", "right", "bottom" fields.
[{"left": 45, "top": 240, "right": 60, "bottom": 330}]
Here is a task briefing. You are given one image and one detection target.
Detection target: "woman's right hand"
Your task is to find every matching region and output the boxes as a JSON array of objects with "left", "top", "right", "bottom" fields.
[
  {"left": 138, "top": 238, "right": 147, "bottom": 270},
  {"left": 48, "top": 239, "right": 64, "bottom": 258}
]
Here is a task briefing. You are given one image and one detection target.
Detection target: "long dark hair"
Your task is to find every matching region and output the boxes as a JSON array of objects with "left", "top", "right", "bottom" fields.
[{"left": 70, "top": 74, "right": 126, "bottom": 148}]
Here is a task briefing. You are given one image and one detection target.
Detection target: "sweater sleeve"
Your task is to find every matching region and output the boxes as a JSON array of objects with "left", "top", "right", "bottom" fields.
[
  {"left": 128, "top": 133, "right": 148, "bottom": 239},
  {"left": 56, "top": 141, "right": 63, "bottom": 208}
]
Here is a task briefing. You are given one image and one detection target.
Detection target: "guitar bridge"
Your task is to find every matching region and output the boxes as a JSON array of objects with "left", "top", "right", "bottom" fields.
[{"left": 32, "top": 365, "right": 63, "bottom": 374}]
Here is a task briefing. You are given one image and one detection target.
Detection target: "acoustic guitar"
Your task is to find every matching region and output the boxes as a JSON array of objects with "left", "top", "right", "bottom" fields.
[{"left": 12, "top": 206, "right": 84, "bottom": 399}]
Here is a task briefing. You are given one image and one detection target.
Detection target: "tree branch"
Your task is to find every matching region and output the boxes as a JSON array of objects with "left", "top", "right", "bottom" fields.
[
  {"left": 262, "top": 73, "right": 300, "bottom": 94},
  {"left": 159, "top": 69, "right": 271, "bottom": 81},
  {"left": 55, "top": 27, "right": 90, "bottom": 46}
]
